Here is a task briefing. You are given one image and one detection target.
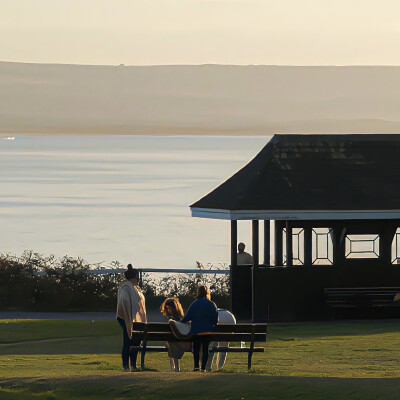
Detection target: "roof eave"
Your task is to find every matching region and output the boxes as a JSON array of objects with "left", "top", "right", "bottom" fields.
[{"left": 190, "top": 207, "right": 400, "bottom": 221}]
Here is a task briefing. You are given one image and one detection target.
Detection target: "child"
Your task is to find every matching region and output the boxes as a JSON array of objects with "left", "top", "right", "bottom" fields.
[{"left": 160, "top": 297, "right": 191, "bottom": 371}]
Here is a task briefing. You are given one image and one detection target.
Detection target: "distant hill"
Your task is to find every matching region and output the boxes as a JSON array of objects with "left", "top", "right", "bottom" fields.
[{"left": 1, "top": 61, "right": 400, "bottom": 134}]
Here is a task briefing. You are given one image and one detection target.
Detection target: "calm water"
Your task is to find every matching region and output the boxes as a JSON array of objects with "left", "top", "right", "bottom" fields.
[{"left": 0, "top": 135, "right": 270, "bottom": 268}]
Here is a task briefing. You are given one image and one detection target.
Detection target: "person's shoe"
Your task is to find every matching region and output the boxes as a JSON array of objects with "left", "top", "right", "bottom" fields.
[
  {"left": 193, "top": 368, "right": 200, "bottom": 372},
  {"left": 200, "top": 369, "right": 207, "bottom": 373},
  {"left": 123, "top": 368, "right": 130, "bottom": 372},
  {"left": 131, "top": 367, "right": 139, "bottom": 372}
]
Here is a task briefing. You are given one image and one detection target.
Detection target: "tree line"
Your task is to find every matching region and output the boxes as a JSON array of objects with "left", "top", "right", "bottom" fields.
[{"left": 0, "top": 251, "right": 230, "bottom": 311}]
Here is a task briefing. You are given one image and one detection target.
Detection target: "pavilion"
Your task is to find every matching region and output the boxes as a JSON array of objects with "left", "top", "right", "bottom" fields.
[{"left": 190, "top": 134, "right": 400, "bottom": 321}]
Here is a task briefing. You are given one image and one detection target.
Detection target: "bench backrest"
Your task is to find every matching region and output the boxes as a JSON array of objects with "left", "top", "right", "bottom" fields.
[
  {"left": 132, "top": 322, "right": 267, "bottom": 342},
  {"left": 325, "top": 287, "right": 400, "bottom": 296},
  {"left": 324, "top": 287, "right": 400, "bottom": 294},
  {"left": 133, "top": 322, "right": 266, "bottom": 333}
]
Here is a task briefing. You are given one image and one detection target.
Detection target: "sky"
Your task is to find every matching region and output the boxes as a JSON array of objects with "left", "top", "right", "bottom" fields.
[{"left": 1, "top": 0, "right": 400, "bottom": 66}]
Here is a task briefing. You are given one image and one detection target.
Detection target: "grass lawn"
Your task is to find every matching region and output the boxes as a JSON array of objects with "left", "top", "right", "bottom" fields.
[{"left": 1, "top": 319, "right": 400, "bottom": 399}]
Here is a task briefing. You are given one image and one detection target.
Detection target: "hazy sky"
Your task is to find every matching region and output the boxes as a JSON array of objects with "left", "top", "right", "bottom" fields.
[{"left": 1, "top": 0, "right": 400, "bottom": 65}]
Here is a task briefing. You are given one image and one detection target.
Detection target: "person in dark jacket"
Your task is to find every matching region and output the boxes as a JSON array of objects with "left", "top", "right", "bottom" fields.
[{"left": 181, "top": 285, "right": 218, "bottom": 371}]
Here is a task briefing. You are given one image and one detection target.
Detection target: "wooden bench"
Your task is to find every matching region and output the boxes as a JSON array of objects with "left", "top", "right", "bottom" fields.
[
  {"left": 325, "top": 287, "right": 400, "bottom": 309},
  {"left": 130, "top": 322, "right": 267, "bottom": 370}
]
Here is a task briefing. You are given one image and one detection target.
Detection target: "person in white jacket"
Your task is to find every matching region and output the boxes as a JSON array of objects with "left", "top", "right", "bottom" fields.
[
  {"left": 116, "top": 264, "right": 147, "bottom": 371},
  {"left": 205, "top": 308, "right": 236, "bottom": 371}
]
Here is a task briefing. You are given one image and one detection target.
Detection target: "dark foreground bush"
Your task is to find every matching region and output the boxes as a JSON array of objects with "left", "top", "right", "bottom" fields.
[{"left": 0, "top": 251, "right": 230, "bottom": 312}]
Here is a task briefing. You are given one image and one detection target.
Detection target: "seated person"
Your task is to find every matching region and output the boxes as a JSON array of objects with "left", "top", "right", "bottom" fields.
[
  {"left": 160, "top": 297, "right": 191, "bottom": 372},
  {"left": 205, "top": 308, "right": 236, "bottom": 371},
  {"left": 181, "top": 285, "right": 218, "bottom": 372}
]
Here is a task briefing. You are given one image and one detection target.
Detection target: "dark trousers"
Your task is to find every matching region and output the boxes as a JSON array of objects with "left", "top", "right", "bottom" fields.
[
  {"left": 192, "top": 335, "right": 211, "bottom": 370},
  {"left": 117, "top": 317, "right": 140, "bottom": 369}
]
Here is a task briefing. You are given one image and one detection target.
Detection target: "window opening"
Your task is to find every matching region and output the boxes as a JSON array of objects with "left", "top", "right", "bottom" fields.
[
  {"left": 312, "top": 228, "right": 333, "bottom": 265},
  {"left": 283, "top": 228, "right": 304, "bottom": 266},
  {"left": 345, "top": 234, "right": 379, "bottom": 259},
  {"left": 391, "top": 228, "right": 400, "bottom": 264}
]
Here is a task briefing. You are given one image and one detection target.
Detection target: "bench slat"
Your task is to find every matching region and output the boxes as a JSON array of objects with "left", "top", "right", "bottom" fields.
[
  {"left": 215, "top": 324, "right": 267, "bottom": 333},
  {"left": 131, "top": 346, "right": 168, "bottom": 352},
  {"left": 327, "top": 292, "right": 399, "bottom": 295},
  {"left": 132, "top": 332, "right": 266, "bottom": 342},
  {"left": 130, "top": 345, "right": 265, "bottom": 353},
  {"left": 132, "top": 322, "right": 267, "bottom": 334},
  {"left": 210, "top": 347, "right": 264, "bottom": 353}
]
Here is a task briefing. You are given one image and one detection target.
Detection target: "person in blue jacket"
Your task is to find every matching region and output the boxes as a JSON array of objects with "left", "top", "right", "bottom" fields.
[{"left": 181, "top": 285, "right": 218, "bottom": 371}]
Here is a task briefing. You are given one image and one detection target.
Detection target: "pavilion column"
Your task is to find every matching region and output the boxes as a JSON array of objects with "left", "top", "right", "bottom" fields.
[
  {"left": 264, "top": 220, "right": 271, "bottom": 265},
  {"left": 304, "top": 225, "right": 312, "bottom": 267},
  {"left": 286, "top": 221, "right": 293, "bottom": 267},
  {"left": 252, "top": 220, "right": 259, "bottom": 267},
  {"left": 379, "top": 225, "right": 394, "bottom": 267},
  {"left": 274, "top": 220, "right": 284, "bottom": 266},
  {"left": 252, "top": 220, "right": 259, "bottom": 323},
  {"left": 230, "top": 220, "right": 238, "bottom": 267},
  {"left": 333, "top": 226, "right": 346, "bottom": 267}
]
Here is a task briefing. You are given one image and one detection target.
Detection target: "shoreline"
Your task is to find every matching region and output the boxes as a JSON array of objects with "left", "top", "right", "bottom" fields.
[
  {"left": 2, "top": 130, "right": 396, "bottom": 137},
  {"left": 0, "top": 127, "right": 277, "bottom": 136},
  {"left": 1, "top": 132, "right": 273, "bottom": 137}
]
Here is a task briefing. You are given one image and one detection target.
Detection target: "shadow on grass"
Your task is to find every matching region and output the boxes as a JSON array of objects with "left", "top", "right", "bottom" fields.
[
  {"left": 0, "top": 335, "right": 120, "bottom": 356},
  {"left": 1, "top": 374, "right": 400, "bottom": 400}
]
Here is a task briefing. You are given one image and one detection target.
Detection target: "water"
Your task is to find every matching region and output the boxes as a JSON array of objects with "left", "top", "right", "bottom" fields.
[{"left": 0, "top": 135, "right": 271, "bottom": 268}]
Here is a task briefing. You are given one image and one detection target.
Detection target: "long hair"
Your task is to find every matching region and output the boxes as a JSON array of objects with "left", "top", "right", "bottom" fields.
[
  {"left": 160, "top": 297, "right": 184, "bottom": 320},
  {"left": 196, "top": 285, "right": 211, "bottom": 300}
]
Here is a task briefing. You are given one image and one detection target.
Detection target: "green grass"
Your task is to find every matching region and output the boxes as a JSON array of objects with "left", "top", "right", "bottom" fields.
[{"left": 1, "top": 319, "right": 400, "bottom": 399}]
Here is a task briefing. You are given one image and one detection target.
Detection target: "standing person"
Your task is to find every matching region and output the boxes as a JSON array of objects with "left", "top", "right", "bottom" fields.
[
  {"left": 116, "top": 264, "right": 147, "bottom": 372},
  {"left": 160, "top": 297, "right": 191, "bottom": 372},
  {"left": 237, "top": 242, "right": 253, "bottom": 265},
  {"left": 181, "top": 285, "right": 218, "bottom": 372}
]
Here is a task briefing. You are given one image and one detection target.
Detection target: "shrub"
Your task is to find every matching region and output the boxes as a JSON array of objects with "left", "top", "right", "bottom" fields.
[{"left": 0, "top": 252, "right": 230, "bottom": 312}]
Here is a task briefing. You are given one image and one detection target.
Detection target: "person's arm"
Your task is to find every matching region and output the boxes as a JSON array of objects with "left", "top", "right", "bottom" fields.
[
  {"left": 139, "top": 299, "right": 147, "bottom": 323},
  {"left": 130, "top": 286, "right": 141, "bottom": 322},
  {"left": 181, "top": 303, "right": 193, "bottom": 323}
]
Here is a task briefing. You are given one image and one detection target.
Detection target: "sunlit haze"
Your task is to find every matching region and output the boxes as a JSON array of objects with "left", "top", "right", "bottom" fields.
[{"left": 1, "top": 0, "right": 400, "bottom": 66}]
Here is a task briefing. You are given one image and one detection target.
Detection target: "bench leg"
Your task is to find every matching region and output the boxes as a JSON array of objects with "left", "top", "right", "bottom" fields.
[
  {"left": 247, "top": 351, "right": 253, "bottom": 370},
  {"left": 141, "top": 348, "right": 146, "bottom": 369}
]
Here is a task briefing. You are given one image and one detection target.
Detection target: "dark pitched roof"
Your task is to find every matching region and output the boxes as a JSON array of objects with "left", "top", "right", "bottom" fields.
[{"left": 190, "top": 134, "right": 400, "bottom": 219}]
